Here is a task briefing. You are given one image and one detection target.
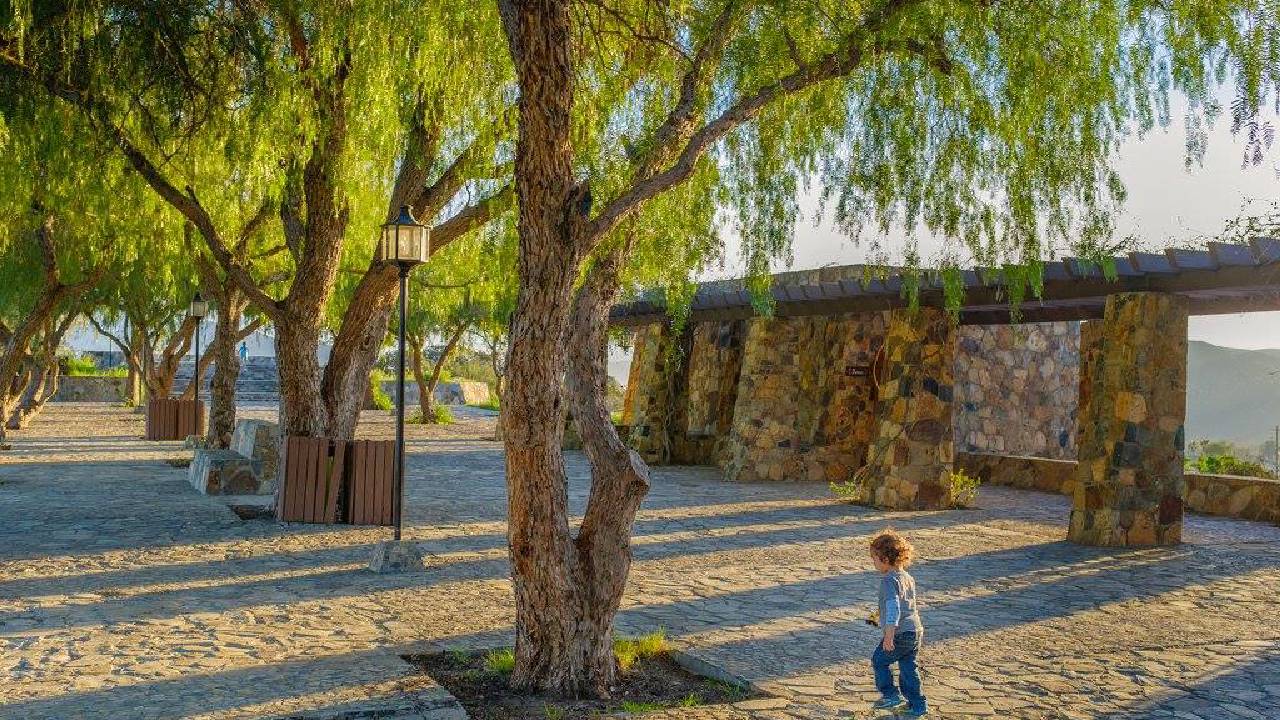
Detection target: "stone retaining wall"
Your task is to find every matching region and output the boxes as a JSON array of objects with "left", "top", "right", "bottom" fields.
[
  {"left": 53, "top": 376, "right": 128, "bottom": 402},
  {"left": 957, "top": 451, "right": 1280, "bottom": 525}
]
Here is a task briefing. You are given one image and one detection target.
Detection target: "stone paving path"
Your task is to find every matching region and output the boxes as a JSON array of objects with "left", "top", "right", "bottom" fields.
[{"left": 1, "top": 404, "right": 1279, "bottom": 719}]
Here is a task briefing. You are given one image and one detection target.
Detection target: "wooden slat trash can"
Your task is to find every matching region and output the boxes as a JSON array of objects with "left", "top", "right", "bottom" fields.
[
  {"left": 145, "top": 398, "right": 204, "bottom": 440},
  {"left": 278, "top": 437, "right": 346, "bottom": 523},
  {"left": 344, "top": 440, "right": 395, "bottom": 526}
]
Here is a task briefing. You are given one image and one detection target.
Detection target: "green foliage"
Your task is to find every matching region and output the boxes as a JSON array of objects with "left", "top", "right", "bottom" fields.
[
  {"left": 541, "top": 705, "right": 565, "bottom": 720},
  {"left": 469, "top": 397, "right": 500, "bottom": 412},
  {"left": 1188, "top": 454, "right": 1276, "bottom": 479},
  {"left": 63, "top": 354, "right": 99, "bottom": 376},
  {"left": 831, "top": 471, "right": 874, "bottom": 505},
  {"left": 410, "top": 404, "right": 454, "bottom": 425},
  {"left": 369, "top": 376, "right": 393, "bottom": 412},
  {"left": 483, "top": 648, "right": 515, "bottom": 675},
  {"left": 946, "top": 469, "right": 981, "bottom": 508}
]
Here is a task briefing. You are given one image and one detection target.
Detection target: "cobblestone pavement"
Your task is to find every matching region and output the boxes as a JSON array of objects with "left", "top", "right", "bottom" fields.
[{"left": 1, "top": 404, "right": 1279, "bottom": 720}]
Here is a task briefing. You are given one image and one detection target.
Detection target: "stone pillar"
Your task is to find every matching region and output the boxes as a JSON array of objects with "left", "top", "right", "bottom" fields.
[
  {"left": 626, "top": 324, "right": 692, "bottom": 465},
  {"left": 865, "top": 307, "right": 957, "bottom": 509},
  {"left": 1069, "top": 292, "right": 1188, "bottom": 546}
]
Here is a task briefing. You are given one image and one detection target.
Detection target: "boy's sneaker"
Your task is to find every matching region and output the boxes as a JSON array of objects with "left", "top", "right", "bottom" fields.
[
  {"left": 898, "top": 708, "right": 928, "bottom": 718},
  {"left": 871, "top": 696, "right": 906, "bottom": 710}
]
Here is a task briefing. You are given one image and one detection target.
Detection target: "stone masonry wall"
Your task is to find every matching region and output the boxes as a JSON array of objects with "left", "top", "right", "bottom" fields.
[
  {"left": 959, "top": 451, "right": 1280, "bottom": 525},
  {"left": 720, "top": 312, "right": 886, "bottom": 482},
  {"left": 954, "top": 322, "right": 1080, "bottom": 460}
]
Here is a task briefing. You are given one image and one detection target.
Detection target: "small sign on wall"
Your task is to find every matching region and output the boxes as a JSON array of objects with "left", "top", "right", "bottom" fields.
[{"left": 844, "top": 364, "right": 870, "bottom": 377}]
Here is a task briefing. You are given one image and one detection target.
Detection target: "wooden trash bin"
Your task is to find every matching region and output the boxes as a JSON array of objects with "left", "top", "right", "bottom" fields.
[
  {"left": 145, "top": 398, "right": 204, "bottom": 440},
  {"left": 278, "top": 437, "right": 346, "bottom": 523},
  {"left": 344, "top": 440, "right": 395, "bottom": 526}
]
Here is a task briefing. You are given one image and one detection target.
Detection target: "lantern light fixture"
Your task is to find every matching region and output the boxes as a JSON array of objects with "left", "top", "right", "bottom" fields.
[{"left": 378, "top": 205, "right": 429, "bottom": 266}]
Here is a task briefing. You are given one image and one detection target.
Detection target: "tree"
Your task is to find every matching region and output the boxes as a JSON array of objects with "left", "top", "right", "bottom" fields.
[
  {"left": 0, "top": 96, "right": 119, "bottom": 443},
  {"left": 1, "top": 2, "right": 515, "bottom": 445},
  {"left": 494, "top": 0, "right": 1278, "bottom": 696}
]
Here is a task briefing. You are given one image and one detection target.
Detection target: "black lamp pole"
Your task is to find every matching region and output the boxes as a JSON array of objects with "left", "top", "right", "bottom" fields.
[
  {"left": 189, "top": 292, "right": 208, "bottom": 438},
  {"left": 394, "top": 260, "right": 409, "bottom": 541},
  {"left": 193, "top": 319, "right": 200, "bottom": 435},
  {"left": 378, "top": 205, "right": 427, "bottom": 550}
]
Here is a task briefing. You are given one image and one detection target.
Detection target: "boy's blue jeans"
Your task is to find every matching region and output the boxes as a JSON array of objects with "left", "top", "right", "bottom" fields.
[{"left": 872, "top": 631, "right": 927, "bottom": 712}]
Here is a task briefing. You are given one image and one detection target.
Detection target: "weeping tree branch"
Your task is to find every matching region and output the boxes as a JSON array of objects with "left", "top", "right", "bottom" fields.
[{"left": 587, "top": 0, "right": 924, "bottom": 244}]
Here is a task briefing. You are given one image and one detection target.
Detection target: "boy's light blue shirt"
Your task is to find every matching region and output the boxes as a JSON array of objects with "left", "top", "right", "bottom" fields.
[{"left": 878, "top": 568, "right": 923, "bottom": 634}]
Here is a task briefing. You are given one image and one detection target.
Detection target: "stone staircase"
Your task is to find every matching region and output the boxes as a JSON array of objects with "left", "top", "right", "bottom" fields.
[{"left": 173, "top": 356, "right": 280, "bottom": 404}]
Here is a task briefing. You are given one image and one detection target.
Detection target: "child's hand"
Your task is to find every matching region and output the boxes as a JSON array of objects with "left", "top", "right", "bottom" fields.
[{"left": 882, "top": 634, "right": 895, "bottom": 652}]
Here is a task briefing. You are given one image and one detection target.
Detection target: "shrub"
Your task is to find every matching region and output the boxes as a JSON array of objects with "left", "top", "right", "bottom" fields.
[
  {"left": 946, "top": 469, "right": 981, "bottom": 507},
  {"left": 409, "top": 405, "right": 454, "bottom": 425},
  {"left": 64, "top": 354, "right": 100, "bottom": 376},
  {"left": 830, "top": 470, "right": 874, "bottom": 505},
  {"left": 1189, "top": 454, "right": 1276, "bottom": 479},
  {"left": 369, "top": 377, "right": 393, "bottom": 411}
]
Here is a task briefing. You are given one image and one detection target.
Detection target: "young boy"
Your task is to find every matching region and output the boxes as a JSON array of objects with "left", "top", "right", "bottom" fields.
[{"left": 869, "top": 530, "right": 928, "bottom": 717}]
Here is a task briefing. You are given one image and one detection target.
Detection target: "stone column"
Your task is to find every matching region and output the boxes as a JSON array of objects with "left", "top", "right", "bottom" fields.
[
  {"left": 1069, "top": 292, "right": 1188, "bottom": 546},
  {"left": 626, "top": 324, "right": 692, "bottom": 465},
  {"left": 865, "top": 307, "right": 957, "bottom": 509}
]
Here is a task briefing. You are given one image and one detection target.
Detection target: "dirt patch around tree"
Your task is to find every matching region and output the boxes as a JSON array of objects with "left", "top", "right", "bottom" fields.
[{"left": 407, "top": 646, "right": 761, "bottom": 719}]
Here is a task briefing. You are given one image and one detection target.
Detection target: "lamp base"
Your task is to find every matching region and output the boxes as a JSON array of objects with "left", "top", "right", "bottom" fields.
[{"left": 368, "top": 540, "right": 426, "bottom": 573}]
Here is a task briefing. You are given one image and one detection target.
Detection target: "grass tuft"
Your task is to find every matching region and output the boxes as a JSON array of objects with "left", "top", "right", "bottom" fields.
[
  {"left": 613, "top": 629, "right": 667, "bottom": 673},
  {"left": 483, "top": 648, "right": 516, "bottom": 675}
]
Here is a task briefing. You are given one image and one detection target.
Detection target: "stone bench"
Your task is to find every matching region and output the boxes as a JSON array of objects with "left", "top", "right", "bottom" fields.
[
  {"left": 230, "top": 419, "right": 280, "bottom": 494},
  {"left": 187, "top": 419, "right": 280, "bottom": 497},
  {"left": 188, "top": 449, "right": 263, "bottom": 495}
]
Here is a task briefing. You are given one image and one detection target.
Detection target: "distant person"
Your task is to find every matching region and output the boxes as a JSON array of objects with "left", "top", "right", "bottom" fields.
[
  {"left": 867, "top": 530, "right": 928, "bottom": 717},
  {"left": 239, "top": 342, "right": 248, "bottom": 363}
]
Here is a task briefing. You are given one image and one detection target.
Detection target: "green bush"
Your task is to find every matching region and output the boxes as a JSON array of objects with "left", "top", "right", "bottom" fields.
[
  {"left": 409, "top": 404, "right": 454, "bottom": 425},
  {"left": 64, "top": 354, "right": 129, "bottom": 377},
  {"left": 946, "top": 469, "right": 981, "bottom": 507},
  {"left": 830, "top": 471, "right": 873, "bottom": 505},
  {"left": 1188, "top": 454, "right": 1276, "bottom": 479},
  {"left": 369, "top": 377, "right": 393, "bottom": 411},
  {"left": 64, "top": 354, "right": 100, "bottom": 376}
]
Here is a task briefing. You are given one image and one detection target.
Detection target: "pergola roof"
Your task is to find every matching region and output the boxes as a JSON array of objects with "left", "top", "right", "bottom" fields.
[{"left": 610, "top": 238, "right": 1280, "bottom": 326}]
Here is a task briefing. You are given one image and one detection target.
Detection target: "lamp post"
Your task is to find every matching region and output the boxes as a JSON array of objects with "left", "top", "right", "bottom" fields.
[
  {"left": 378, "top": 206, "right": 429, "bottom": 546},
  {"left": 188, "top": 292, "right": 209, "bottom": 439}
]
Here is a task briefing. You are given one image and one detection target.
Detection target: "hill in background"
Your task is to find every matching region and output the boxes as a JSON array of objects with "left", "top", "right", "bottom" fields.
[{"left": 1187, "top": 340, "right": 1280, "bottom": 445}]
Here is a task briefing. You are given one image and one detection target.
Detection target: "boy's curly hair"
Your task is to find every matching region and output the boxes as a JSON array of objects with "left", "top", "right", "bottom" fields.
[{"left": 870, "top": 529, "right": 914, "bottom": 568}]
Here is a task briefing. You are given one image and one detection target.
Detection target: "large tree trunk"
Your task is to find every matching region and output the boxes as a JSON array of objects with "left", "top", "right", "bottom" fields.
[
  {"left": 321, "top": 264, "right": 398, "bottom": 440},
  {"left": 500, "top": 0, "right": 626, "bottom": 698},
  {"left": 275, "top": 311, "right": 328, "bottom": 438}
]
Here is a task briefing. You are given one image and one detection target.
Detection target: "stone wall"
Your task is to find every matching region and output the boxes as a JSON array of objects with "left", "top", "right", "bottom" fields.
[
  {"left": 720, "top": 312, "right": 886, "bottom": 482},
  {"left": 958, "top": 451, "right": 1280, "bottom": 525},
  {"left": 954, "top": 322, "right": 1080, "bottom": 460},
  {"left": 52, "top": 376, "right": 128, "bottom": 403}
]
